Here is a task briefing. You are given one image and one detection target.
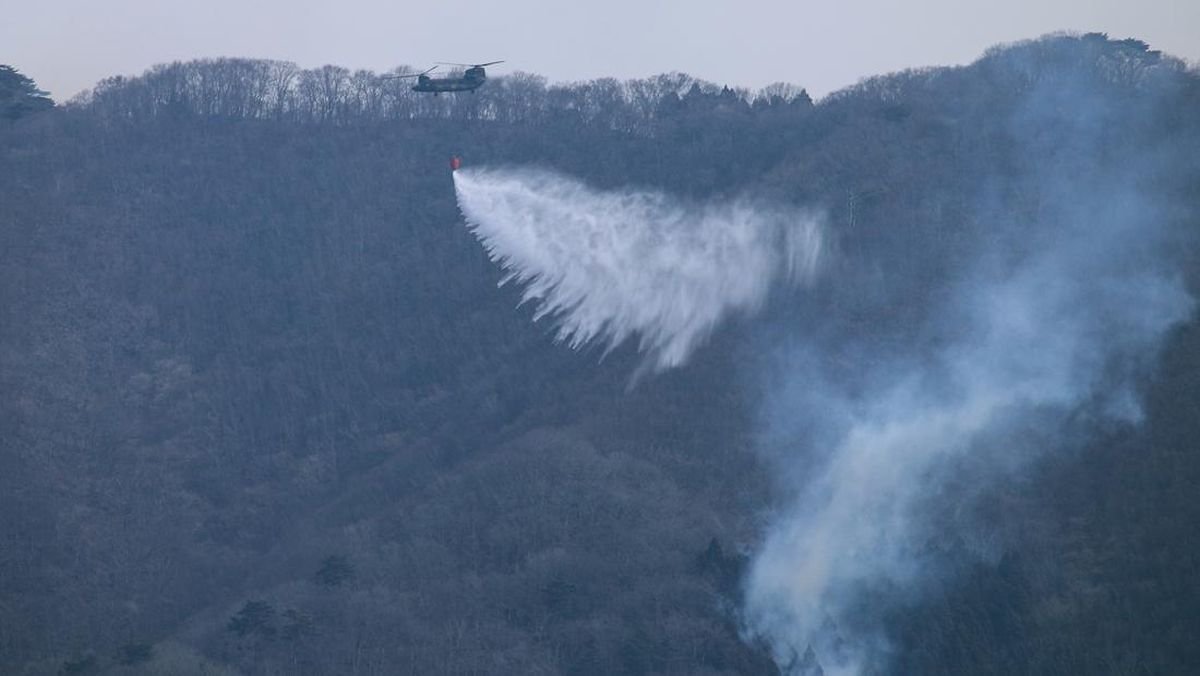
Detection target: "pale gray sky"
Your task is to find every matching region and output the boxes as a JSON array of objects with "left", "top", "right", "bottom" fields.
[{"left": 6, "top": 0, "right": 1199, "bottom": 101}]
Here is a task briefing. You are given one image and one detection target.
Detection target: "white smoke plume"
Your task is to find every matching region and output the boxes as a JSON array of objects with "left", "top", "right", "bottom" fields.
[
  {"left": 454, "top": 167, "right": 823, "bottom": 372},
  {"left": 743, "top": 235, "right": 1192, "bottom": 673},
  {"left": 742, "top": 63, "right": 1197, "bottom": 673}
]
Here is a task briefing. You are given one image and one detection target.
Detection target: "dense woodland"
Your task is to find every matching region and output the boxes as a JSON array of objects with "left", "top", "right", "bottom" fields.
[{"left": 2, "top": 34, "right": 1199, "bottom": 674}]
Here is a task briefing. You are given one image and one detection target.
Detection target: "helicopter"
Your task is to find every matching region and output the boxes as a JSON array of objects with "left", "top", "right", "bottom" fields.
[{"left": 384, "top": 61, "right": 505, "bottom": 95}]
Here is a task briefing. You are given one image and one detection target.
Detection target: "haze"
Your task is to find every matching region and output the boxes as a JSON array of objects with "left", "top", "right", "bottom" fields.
[{"left": 6, "top": 0, "right": 1199, "bottom": 101}]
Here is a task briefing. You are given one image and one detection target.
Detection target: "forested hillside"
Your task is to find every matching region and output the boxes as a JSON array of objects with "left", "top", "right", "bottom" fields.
[{"left": 2, "top": 33, "right": 1198, "bottom": 675}]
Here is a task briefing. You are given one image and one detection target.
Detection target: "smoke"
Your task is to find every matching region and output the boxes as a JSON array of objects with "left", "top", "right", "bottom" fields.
[
  {"left": 741, "top": 49, "right": 1196, "bottom": 673},
  {"left": 744, "top": 221, "right": 1192, "bottom": 674},
  {"left": 454, "top": 167, "right": 823, "bottom": 372}
]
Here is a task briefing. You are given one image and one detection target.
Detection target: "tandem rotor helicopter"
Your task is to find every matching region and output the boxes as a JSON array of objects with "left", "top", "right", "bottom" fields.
[{"left": 383, "top": 61, "right": 505, "bottom": 95}]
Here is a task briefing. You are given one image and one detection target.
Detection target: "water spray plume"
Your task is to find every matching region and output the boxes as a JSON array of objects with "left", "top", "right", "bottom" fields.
[{"left": 454, "top": 166, "right": 824, "bottom": 372}]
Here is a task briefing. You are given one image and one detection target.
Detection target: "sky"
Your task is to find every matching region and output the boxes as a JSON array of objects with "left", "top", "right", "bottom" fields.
[{"left": 6, "top": 0, "right": 1199, "bottom": 102}]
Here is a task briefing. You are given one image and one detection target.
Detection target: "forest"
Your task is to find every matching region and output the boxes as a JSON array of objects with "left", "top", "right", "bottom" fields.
[{"left": 1, "top": 33, "right": 1199, "bottom": 675}]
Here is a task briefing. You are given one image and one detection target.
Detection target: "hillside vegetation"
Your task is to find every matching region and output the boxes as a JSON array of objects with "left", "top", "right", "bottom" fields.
[{"left": 1, "top": 33, "right": 1198, "bottom": 675}]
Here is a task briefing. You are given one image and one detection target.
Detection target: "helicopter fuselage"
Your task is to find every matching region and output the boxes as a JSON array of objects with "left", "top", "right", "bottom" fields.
[{"left": 412, "top": 68, "right": 487, "bottom": 94}]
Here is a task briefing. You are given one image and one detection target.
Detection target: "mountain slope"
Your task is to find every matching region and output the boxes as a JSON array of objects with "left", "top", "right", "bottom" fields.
[{"left": 1, "top": 33, "right": 1198, "bottom": 675}]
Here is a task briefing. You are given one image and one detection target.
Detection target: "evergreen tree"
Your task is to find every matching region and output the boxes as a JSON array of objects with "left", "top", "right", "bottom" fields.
[
  {"left": 227, "top": 601, "right": 277, "bottom": 638},
  {"left": 314, "top": 555, "right": 355, "bottom": 588},
  {"left": 0, "top": 65, "right": 53, "bottom": 121}
]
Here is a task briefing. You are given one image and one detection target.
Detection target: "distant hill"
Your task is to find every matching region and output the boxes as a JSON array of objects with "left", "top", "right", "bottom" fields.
[{"left": 1, "top": 33, "right": 1198, "bottom": 675}]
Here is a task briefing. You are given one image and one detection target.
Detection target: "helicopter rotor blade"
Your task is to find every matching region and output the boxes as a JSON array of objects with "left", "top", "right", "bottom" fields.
[
  {"left": 436, "top": 60, "right": 505, "bottom": 68},
  {"left": 381, "top": 65, "right": 437, "bottom": 80}
]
